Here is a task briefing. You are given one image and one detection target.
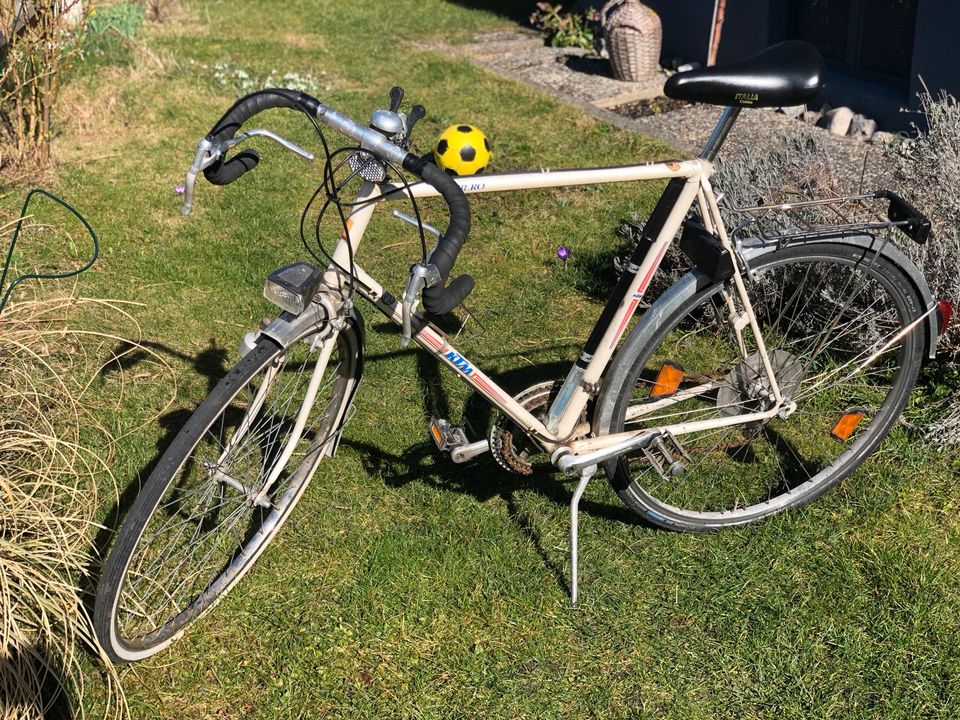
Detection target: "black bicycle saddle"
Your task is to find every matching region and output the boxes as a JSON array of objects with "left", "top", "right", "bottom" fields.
[{"left": 664, "top": 40, "right": 826, "bottom": 109}]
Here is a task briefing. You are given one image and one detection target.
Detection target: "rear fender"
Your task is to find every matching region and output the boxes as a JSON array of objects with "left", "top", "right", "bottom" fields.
[{"left": 596, "top": 235, "right": 938, "bottom": 438}]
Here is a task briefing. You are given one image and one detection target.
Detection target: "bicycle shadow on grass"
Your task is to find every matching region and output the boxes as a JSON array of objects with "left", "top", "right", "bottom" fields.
[
  {"left": 342, "top": 350, "right": 645, "bottom": 595},
  {"left": 341, "top": 437, "right": 642, "bottom": 597}
]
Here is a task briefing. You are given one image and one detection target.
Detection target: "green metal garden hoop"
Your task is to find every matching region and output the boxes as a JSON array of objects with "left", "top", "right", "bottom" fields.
[{"left": 0, "top": 188, "right": 98, "bottom": 315}]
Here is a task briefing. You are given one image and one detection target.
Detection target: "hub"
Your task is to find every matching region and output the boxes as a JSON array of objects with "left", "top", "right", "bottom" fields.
[{"left": 717, "top": 349, "right": 803, "bottom": 418}]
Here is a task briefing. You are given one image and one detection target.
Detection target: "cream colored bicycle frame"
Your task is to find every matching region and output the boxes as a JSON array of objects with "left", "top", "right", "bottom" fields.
[{"left": 318, "top": 157, "right": 789, "bottom": 460}]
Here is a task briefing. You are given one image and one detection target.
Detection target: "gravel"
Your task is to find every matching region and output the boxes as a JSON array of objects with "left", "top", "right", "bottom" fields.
[{"left": 627, "top": 103, "right": 898, "bottom": 194}]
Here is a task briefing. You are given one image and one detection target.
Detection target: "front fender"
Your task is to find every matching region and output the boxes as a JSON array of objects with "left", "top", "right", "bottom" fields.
[
  {"left": 260, "top": 303, "right": 365, "bottom": 457},
  {"left": 261, "top": 303, "right": 331, "bottom": 349}
]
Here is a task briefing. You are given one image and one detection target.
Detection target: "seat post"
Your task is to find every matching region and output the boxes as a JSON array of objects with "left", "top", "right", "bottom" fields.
[{"left": 700, "top": 106, "right": 741, "bottom": 161}]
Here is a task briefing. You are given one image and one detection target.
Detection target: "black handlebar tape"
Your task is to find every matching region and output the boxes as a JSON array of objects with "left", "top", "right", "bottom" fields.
[
  {"left": 432, "top": 273, "right": 475, "bottom": 314},
  {"left": 402, "top": 156, "right": 474, "bottom": 315},
  {"left": 204, "top": 149, "right": 260, "bottom": 186},
  {"left": 203, "top": 88, "right": 320, "bottom": 185}
]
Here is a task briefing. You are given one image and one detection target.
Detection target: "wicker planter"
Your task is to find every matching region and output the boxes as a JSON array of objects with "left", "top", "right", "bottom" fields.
[{"left": 601, "top": 0, "right": 662, "bottom": 82}]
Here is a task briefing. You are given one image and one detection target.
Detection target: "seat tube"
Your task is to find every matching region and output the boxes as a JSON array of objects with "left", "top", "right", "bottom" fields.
[
  {"left": 546, "top": 174, "right": 703, "bottom": 438},
  {"left": 700, "top": 106, "right": 741, "bottom": 161}
]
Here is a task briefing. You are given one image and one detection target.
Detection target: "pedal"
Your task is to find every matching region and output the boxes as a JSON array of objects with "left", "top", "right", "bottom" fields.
[
  {"left": 429, "top": 417, "right": 490, "bottom": 463},
  {"left": 429, "top": 417, "right": 468, "bottom": 453},
  {"left": 642, "top": 432, "right": 692, "bottom": 480}
]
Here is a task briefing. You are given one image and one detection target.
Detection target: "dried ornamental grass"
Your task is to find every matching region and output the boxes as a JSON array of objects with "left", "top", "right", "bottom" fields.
[{"left": 0, "top": 295, "right": 172, "bottom": 719}]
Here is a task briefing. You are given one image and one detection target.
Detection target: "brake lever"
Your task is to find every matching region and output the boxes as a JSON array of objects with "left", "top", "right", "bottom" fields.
[
  {"left": 181, "top": 130, "right": 315, "bottom": 217},
  {"left": 224, "top": 129, "right": 315, "bottom": 161},
  {"left": 400, "top": 262, "right": 441, "bottom": 347},
  {"left": 182, "top": 137, "right": 218, "bottom": 216}
]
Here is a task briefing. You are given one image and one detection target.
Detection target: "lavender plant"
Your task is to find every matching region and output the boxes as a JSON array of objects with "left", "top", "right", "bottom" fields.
[
  {"left": 886, "top": 89, "right": 960, "bottom": 355},
  {"left": 711, "top": 114, "right": 960, "bottom": 445}
]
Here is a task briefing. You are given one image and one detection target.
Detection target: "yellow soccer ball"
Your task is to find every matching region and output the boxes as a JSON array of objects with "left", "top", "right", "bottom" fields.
[{"left": 434, "top": 124, "right": 491, "bottom": 176}]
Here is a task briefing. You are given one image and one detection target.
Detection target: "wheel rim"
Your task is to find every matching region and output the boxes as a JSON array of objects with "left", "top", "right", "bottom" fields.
[
  {"left": 615, "top": 250, "right": 919, "bottom": 522},
  {"left": 113, "top": 334, "right": 349, "bottom": 651}
]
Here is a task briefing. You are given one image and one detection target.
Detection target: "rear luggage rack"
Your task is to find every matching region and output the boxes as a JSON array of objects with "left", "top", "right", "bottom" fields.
[{"left": 725, "top": 189, "right": 932, "bottom": 246}]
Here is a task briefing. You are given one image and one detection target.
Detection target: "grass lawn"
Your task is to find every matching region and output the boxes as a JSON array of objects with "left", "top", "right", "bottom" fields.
[{"left": 4, "top": 1, "right": 959, "bottom": 717}]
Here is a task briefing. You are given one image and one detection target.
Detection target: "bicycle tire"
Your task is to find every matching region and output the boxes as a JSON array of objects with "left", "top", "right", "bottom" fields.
[
  {"left": 94, "top": 319, "right": 361, "bottom": 662},
  {"left": 594, "top": 242, "right": 925, "bottom": 532}
]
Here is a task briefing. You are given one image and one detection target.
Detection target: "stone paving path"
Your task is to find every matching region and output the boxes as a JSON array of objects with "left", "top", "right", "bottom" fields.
[
  {"left": 457, "top": 29, "right": 669, "bottom": 109},
  {"left": 420, "top": 29, "right": 689, "bottom": 152}
]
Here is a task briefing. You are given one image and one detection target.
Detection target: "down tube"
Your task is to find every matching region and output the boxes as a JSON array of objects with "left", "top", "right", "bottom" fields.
[{"left": 350, "top": 266, "right": 555, "bottom": 444}]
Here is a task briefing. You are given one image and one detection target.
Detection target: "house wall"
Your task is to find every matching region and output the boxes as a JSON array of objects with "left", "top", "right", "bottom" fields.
[
  {"left": 909, "top": 3, "right": 960, "bottom": 113},
  {"left": 633, "top": 0, "right": 771, "bottom": 66},
  {"left": 579, "top": 1, "right": 960, "bottom": 131},
  {"left": 638, "top": 0, "right": 713, "bottom": 67},
  {"left": 785, "top": 0, "right": 960, "bottom": 130}
]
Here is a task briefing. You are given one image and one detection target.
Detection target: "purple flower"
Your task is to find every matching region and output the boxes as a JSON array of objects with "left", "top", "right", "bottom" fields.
[
  {"left": 556, "top": 246, "right": 571, "bottom": 261},
  {"left": 174, "top": 184, "right": 186, "bottom": 195}
]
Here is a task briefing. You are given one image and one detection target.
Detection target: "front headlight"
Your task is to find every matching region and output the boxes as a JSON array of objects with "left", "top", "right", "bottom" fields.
[{"left": 263, "top": 262, "right": 323, "bottom": 315}]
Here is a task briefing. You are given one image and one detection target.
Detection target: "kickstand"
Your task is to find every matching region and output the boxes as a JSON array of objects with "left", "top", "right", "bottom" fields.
[{"left": 570, "top": 463, "right": 597, "bottom": 606}]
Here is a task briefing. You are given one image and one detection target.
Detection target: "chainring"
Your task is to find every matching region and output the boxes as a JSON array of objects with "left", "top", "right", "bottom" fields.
[{"left": 489, "top": 381, "right": 561, "bottom": 476}]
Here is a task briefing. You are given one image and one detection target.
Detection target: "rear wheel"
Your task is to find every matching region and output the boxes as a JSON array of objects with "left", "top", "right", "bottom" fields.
[
  {"left": 94, "top": 320, "right": 361, "bottom": 662},
  {"left": 595, "top": 243, "right": 925, "bottom": 532}
]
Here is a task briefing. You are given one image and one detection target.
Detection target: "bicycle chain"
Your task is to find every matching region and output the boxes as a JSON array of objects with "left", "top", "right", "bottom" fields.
[
  {"left": 490, "top": 380, "right": 581, "bottom": 476},
  {"left": 490, "top": 425, "right": 533, "bottom": 476}
]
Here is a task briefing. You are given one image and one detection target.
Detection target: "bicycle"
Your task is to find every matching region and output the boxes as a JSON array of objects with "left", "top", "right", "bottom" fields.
[{"left": 94, "top": 41, "right": 949, "bottom": 663}]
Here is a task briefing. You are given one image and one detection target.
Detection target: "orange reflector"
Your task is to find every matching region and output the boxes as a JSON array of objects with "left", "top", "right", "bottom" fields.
[
  {"left": 832, "top": 410, "right": 866, "bottom": 442},
  {"left": 650, "top": 361, "right": 684, "bottom": 397},
  {"left": 429, "top": 423, "right": 444, "bottom": 445}
]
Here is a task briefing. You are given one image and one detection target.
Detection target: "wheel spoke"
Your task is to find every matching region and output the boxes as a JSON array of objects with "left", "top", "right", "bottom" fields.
[
  {"left": 106, "top": 330, "right": 355, "bottom": 651},
  {"left": 605, "top": 247, "right": 921, "bottom": 526}
]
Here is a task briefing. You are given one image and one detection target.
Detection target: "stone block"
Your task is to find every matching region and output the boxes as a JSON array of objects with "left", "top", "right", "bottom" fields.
[
  {"left": 777, "top": 104, "right": 806, "bottom": 119},
  {"left": 818, "top": 107, "right": 854, "bottom": 136},
  {"left": 848, "top": 114, "right": 878, "bottom": 141},
  {"left": 870, "top": 130, "right": 898, "bottom": 146}
]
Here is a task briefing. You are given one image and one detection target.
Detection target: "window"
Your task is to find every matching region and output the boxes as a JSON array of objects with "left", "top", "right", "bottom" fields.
[{"left": 790, "top": 0, "right": 918, "bottom": 89}]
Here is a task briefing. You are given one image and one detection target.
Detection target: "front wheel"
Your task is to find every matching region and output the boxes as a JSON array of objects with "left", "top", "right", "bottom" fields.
[
  {"left": 94, "top": 318, "right": 361, "bottom": 662},
  {"left": 594, "top": 243, "right": 925, "bottom": 532}
]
